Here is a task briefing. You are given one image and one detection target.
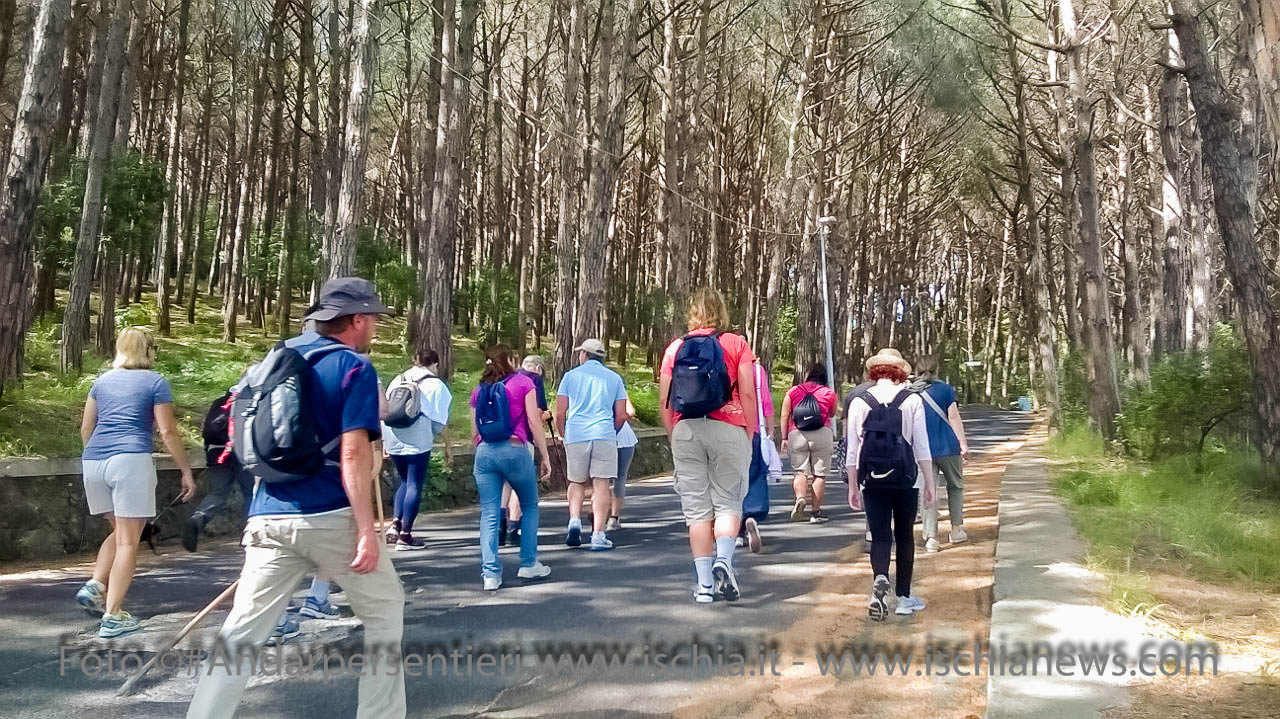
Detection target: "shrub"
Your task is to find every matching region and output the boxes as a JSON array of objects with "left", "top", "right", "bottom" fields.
[{"left": 1117, "top": 325, "right": 1252, "bottom": 460}]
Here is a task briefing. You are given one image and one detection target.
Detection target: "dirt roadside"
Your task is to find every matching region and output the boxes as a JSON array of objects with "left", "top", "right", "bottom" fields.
[{"left": 674, "top": 424, "right": 1035, "bottom": 719}]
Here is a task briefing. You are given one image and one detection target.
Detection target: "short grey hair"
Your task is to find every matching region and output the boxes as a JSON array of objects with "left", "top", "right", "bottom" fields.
[{"left": 521, "top": 355, "right": 546, "bottom": 373}]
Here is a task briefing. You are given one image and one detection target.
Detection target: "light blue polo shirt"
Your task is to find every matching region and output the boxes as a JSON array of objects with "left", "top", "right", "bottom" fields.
[{"left": 557, "top": 358, "right": 628, "bottom": 444}]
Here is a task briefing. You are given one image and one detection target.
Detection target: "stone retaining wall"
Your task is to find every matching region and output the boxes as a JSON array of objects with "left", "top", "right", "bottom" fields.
[{"left": 0, "top": 429, "right": 672, "bottom": 562}]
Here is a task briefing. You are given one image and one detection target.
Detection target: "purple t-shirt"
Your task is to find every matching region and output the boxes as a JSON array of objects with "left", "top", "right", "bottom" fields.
[{"left": 470, "top": 372, "right": 536, "bottom": 445}]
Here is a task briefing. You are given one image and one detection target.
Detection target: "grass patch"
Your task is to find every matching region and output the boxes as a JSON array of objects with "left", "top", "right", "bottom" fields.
[{"left": 1047, "top": 423, "right": 1280, "bottom": 591}]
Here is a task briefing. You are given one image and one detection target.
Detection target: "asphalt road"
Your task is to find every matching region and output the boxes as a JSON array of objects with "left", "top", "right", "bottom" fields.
[{"left": 0, "top": 408, "right": 1033, "bottom": 718}]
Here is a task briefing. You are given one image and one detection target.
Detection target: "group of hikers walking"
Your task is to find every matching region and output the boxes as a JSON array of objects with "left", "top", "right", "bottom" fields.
[{"left": 70, "top": 277, "right": 970, "bottom": 718}]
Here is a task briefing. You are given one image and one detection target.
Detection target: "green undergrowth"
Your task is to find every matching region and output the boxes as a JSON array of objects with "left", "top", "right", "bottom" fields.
[
  {"left": 1, "top": 296, "right": 716, "bottom": 458},
  {"left": 1047, "top": 422, "right": 1280, "bottom": 600}
]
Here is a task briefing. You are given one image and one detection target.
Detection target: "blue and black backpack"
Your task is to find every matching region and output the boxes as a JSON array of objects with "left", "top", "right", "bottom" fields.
[
  {"left": 668, "top": 331, "right": 734, "bottom": 418},
  {"left": 475, "top": 376, "right": 515, "bottom": 443}
]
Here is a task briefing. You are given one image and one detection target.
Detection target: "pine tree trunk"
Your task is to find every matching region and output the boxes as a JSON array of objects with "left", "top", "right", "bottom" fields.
[
  {"left": 1171, "top": 0, "right": 1280, "bottom": 467},
  {"left": 60, "top": 0, "right": 129, "bottom": 372},
  {"left": 414, "top": 0, "right": 477, "bottom": 377},
  {"left": 329, "top": 0, "right": 379, "bottom": 278},
  {"left": 553, "top": 0, "right": 583, "bottom": 377},
  {"left": 1156, "top": 30, "right": 1188, "bottom": 357},
  {"left": 155, "top": 0, "right": 191, "bottom": 335},
  {"left": 0, "top": 0, "right": 72, "bottom": 392},
  {"left": 222, "top": 51, "right": 270, "bottom": 343},
  {"left": 1059, "top": 0, "right": 1121, "bottom": 438}
]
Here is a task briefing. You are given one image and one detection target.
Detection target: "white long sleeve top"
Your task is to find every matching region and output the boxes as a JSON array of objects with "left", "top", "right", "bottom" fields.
[{"left": 845, "top": 379, "right": 933, "bottom": 489}]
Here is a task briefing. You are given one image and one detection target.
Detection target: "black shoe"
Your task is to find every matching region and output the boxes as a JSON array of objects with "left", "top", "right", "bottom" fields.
[
  {"left": 498, "top": 510, "right": 509, "bottom": 546},
  {"left": 712, "top": 559, "right": 740, "bottom": 602},
  {"left": 182, "top": 514, "right": 204, "bottom": 552},
  {"left": 507, "top": 526, "right": 522, "bottom": 547}
]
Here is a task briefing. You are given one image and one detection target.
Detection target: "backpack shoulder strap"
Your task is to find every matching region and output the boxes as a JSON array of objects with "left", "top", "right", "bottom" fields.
[
  {"left": 888, "top": 388, "right": 912, "bottom": 409},
  {"left": 301, "top": 339, "right": 352, "bottom": 362},
  {"left": 917, "top": 385, "right": 948, "bottom": 420},
  {"left": 861, "top": 392, "right": 883, "bottom": 410}
]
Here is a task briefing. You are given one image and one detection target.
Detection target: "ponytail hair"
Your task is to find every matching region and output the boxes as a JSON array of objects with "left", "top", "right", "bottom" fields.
[{"left": 480, "top": 344, "right": 515, "bottom": 384}]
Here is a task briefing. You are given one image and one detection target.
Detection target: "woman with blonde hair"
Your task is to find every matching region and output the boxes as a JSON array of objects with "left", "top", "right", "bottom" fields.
[
  {"left": 75, "top": 327, "right": 196, "bottom": 637},
  {"left": 658, "top": 288, "right": 758, "bottom": 603}
]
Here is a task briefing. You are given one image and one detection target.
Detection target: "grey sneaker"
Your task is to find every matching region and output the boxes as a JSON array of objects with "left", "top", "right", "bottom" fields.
[
  {"left": 98, "top": 611, "right": 142, "bottom": 638},
  {"left": 517, "top": 561, "right": 551, "bottom": 580},
  {"left": 75, "top": 580, "right": 106, "bottom": 617},
  {"left": 895, "top": 594, "right": 927, "bottom": 615},
  {"left": 950, "top": 526, "right": 968, "bottom": 544},
  {"left": 868, "top": 575, "right": 890, "bottom": 622},
  {"left": 745, "top": 517, "right": 762, "bottom": 553},
  {"left": 266, "top": 613, "right": 301, "bottom": 646},
  {"left": 790, "top": 498, "right": 807, "bottom": 521},
  {"left": 694, "top": 584, "right": 715, "bottom": 604}
]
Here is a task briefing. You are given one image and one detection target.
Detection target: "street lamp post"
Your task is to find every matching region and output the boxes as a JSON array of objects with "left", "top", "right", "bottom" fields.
[{"left": 818, "top": 216, "right": 836, "bottom": 392}]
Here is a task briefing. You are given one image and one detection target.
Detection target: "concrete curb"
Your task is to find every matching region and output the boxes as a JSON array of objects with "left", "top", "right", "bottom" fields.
[{"left": 986, "top": 438, "right": 1156, "bottom": 719}]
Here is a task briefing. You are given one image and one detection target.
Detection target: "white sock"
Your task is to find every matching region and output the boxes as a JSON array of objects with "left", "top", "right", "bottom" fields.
[
  {"left": 569, "top": 517, "right": 582, "bottom": 530},
  {"left": 592, "top": 531, "right": 606, "bottom": 541},
  {"left": 694, "top": 556, "right": 714, "bottom": 587},
  {"left": 715, "top": 536, "right": 736, "bottom": 567},
  {"left": 309, "top": 579, "right": 330, "bottom": 602},
  {"left": 86, "top": 579, "right": 105, "bottom": 592}
]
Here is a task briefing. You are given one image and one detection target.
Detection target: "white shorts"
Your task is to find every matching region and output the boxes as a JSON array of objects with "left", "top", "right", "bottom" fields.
[{"left": 82, "top": 453, "right": 158, "bottom": 518}]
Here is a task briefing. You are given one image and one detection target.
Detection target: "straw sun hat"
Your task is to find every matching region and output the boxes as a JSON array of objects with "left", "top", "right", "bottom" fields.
[{"left": 864, "top": 347, "right": 912, "bottom": 375}]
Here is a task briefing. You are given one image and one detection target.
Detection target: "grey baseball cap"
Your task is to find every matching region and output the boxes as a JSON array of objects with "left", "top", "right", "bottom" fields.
[
  {"left": 574, "top": 338, "right": 606, "bottom": 357},
  {"left": 302, "top": 277, "right": 393, "bottom": 322}
]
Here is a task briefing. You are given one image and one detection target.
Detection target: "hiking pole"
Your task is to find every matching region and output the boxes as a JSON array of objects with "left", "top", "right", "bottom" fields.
[{"left": 115, "top": 579, "right": 240, "bottom": 697}]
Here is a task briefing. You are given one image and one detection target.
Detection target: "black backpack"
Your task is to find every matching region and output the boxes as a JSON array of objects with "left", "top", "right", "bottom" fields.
[
  {"left": 856, "top": 389, "right": 917, "bottom": 488},
  {"left": 668, "top": 331, "right": 733, "bottom": 418},
  {"left": 230, "top": 339, "right": 350, "bottom": 483},
  {"left": 201, "top": 392, "right": 233, "bottom": 448},
  {"left": 792, "top": 388, "right": 824, "bottom": 431}
]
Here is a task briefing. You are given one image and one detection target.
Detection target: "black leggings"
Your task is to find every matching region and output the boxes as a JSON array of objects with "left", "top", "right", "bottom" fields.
[{"left": 864, "top": 486, "right": 919, "bottom": 597}]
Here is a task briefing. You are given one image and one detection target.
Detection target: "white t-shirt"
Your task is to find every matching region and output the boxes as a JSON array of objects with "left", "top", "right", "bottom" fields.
[
  {"left": 844, "top": 379, "right": 933, "bottom": 489},
  {"left": 382, "top": 366, "right": 452, "bottom": 455},
  {"left": 616, "top": 421, "right": 638, "bottom": 449}
]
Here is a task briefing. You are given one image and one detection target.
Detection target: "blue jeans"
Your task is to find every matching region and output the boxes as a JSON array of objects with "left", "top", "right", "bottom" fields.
[
  {"left": 473, "top": 441, "right": 541, "bottom": 579},
  {"left": 391, "top": 452, "right": 430, "bottom": 532}
]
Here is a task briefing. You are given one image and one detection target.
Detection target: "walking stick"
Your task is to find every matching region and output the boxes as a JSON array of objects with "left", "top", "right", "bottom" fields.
[{"left": 115, "top": 580, "right": 240, "bottom": 697}]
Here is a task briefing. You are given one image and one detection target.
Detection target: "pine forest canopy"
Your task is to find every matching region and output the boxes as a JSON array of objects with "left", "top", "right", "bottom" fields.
[{"left": 0, "top": 0, "right": 1276, "bottom": 461}]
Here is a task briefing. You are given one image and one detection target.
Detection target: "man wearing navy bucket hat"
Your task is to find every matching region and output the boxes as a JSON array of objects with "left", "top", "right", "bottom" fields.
[{"left": 187, "top": 277, "right": 406, "bottom": 719}]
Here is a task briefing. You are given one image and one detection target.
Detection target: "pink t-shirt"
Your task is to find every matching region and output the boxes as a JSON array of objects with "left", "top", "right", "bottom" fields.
[
  {"left": 660, "top": 328, "right": 756, "bottom": 430},
  {"left": 785, "top": 381, "right": 838, "bottom": 432},
  {"left": 470, "top": 372, "right": 537, "bottom": 445}
]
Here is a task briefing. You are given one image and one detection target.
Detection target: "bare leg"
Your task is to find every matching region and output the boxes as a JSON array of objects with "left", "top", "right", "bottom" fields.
[
  {"left": 591, "top": 479, "right": 611, "bottom": 533},
  {"left": 505, "top": 485, "right": 522, "bottom": 522},
  {"left": 791, "top": 473, "right": 808, "bottom": 504},
  {"left": 812, "top": 476, "right": 826, "bottom": 509},
  {"left": 105, "top": 517, "right": 145, "bottom": 615},
  {"left": 567, "top": 482, "right": 586, "bottom": 521},
  {"left": 713, "top": 513, "right": 741, "bottom": 540},
  {"left": 92, "top": 514, "right": 118, "bottom": 587},
  {"left": 611, "top": 495, "right": 624, "bottom": 520},
  {"left": 688, "top": 520, "right": 714, "bottom": 556}
]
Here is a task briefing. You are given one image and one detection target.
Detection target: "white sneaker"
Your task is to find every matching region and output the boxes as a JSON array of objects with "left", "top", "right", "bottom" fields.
[
  {"left": 925, "top": 537, "right": 940, "bottom": 553},
  {"left": 693, "top": 584, "right": 715, "bottom": 604},
  {"left": 606, "top": 517, "right": 621, "bottom": 532},
  {"left": 482, "top": 576, "right": 502, "bottom": 591},
  {"left": 950, "top": 526, "right": 968, "bottom": 544},
  {"left": 895, "top": 594, "right": 926, "bottom": 615},
  {"left": 868, "top": 575, "right": 890, "bottom": 621},
  {"left": 589, "top": 533, "right": 614, "bottom": 551},
  {"left": 712, "top": 559, "right": 740, "bottom": 602},
  {"left": 517, "top": 561, "right": 551, "bottom": 580},
  {"left": 734, "top": 536, "right": 746, "bottom": 548}
]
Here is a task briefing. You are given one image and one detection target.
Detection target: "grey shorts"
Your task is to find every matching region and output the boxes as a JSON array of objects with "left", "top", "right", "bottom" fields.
[
  {"left": 671, "top": 418, "right": 750, "bottom": 525},
  {"left": 788, "top": 427, "right": 834, "bottom": 478},
  {"left": 566, "top": 439, "right": 619, "bottom": 483},
  {"left": 82, "top": 453, "right": 158, "bottom": 518}
]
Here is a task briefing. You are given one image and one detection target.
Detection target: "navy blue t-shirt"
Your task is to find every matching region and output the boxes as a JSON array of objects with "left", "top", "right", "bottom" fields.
[
  {"left": 921, "top": 379, "right": 961, "bottom": 458},
  {"left": 247, "top": 332, "right": 382, "bottom": 517}
]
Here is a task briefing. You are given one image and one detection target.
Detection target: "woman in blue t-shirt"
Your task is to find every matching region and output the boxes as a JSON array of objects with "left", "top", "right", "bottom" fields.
[
  {"left": 469, "top": 345, "right": 553, "bottom": 591},
  {"left": 75, "top": 327, "right": 196, "bottom": 639}
]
